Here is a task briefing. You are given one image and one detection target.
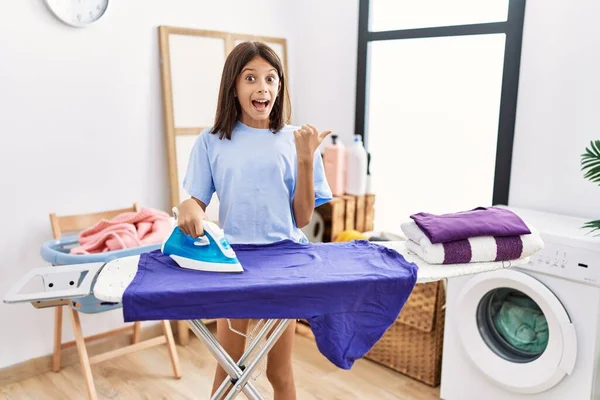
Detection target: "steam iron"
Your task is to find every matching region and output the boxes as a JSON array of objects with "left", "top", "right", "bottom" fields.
[{"left": 161, "top": 208, "right": 243, "bottom": 273}]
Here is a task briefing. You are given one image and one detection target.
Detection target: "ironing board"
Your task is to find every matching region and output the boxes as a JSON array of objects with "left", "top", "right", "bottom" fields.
[
  {"left": 4, "top": 240, "right": 529, "bottom": 399},
  {"left": 91, "top": 240, "right": 529, "bottom": 303}
]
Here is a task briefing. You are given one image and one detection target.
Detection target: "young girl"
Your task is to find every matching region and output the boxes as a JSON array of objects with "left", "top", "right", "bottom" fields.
[{"left": 176, "top": 41, "right": 333, "bottom": 399}]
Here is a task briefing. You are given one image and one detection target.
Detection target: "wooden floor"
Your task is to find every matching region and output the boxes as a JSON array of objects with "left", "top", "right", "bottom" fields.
[{"left": 0, "top": 327, "right": 440, "bottom": 400}]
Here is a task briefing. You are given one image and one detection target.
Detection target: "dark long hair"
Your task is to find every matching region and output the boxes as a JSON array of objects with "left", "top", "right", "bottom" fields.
[{"left": 211, "top": 41, "right": 291, "bottom": 140}]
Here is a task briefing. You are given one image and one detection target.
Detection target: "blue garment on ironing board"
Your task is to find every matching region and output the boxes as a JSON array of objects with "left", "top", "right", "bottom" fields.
[{"left": 122, "top": 240, "right": 418, "bottom": 369}]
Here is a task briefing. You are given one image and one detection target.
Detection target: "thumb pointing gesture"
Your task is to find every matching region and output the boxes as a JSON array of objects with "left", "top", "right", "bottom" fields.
[{"left": 294, "top": 124, "right": 333, "bottom": 161}]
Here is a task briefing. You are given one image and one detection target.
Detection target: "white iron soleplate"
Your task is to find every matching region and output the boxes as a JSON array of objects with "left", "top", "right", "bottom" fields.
[{"left": 170, "top": 255, "right": 243, "bottom": 273}]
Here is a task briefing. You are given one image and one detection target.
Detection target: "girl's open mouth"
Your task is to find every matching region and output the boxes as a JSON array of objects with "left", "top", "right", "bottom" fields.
[{"left": 252, "top": 99, "right": 270, "bottom": 112}]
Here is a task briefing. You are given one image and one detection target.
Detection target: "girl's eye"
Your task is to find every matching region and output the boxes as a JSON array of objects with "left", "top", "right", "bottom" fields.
[
  {"left": 267, "top": 76, "right": 276, "bottom": 83},
  {"left": 245, "top": 75, "right": 255, "bottom": 82}
]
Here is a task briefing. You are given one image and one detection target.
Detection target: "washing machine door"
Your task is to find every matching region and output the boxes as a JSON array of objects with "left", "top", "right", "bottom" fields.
[{"left": 455, "top": 269, "right": 577, "bottom": 394}]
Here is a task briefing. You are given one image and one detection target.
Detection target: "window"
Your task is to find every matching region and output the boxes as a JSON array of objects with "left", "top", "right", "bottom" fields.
[
  {"left": 369, "top": 0, "right": 509, "bottom": 31},
  {"left": 355, "top": 0, "right": 525, "bottom": 232}
]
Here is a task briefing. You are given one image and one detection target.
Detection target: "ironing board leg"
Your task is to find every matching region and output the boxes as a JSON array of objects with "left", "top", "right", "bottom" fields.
[
  {"left": 222, "top": 319, "right": 292, "bottom": 400},
  {"left": 187, "top": 319, "right": 263, "bottom": 400},
  {"left": 212, "top": 319, "right": 278, "bottom": 399}
]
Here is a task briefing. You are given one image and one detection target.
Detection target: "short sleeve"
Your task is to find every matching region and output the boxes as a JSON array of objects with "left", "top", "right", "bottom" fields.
[
  {"left": 313, "top": 150, "right": 333, "bottom": 207},
  {"left": 182, "top": 131, "right": 215, "bottom": 206}
]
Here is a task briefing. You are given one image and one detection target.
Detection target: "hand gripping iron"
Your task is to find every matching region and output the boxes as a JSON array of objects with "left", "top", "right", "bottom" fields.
[{"left": 161, "top": 208, "right": 243, "bottom": 273}]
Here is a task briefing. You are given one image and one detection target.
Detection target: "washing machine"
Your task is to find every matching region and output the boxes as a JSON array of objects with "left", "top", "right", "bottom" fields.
[{"left": 440, "top": 206, "right": 600, "bottom": 399}]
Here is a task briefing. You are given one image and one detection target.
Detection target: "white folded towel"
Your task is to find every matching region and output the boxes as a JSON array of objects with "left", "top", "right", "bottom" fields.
[{"left": 401, "top": 220, "right": 544, "bottom": 265}]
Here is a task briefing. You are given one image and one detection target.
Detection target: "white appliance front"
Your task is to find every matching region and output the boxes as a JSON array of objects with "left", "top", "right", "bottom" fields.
[
  {"left": 457, "top": 269, "right": 576, "bottom": 393},
  {"left": 440, "top": 269, "right": 600, "bottom": 400}
]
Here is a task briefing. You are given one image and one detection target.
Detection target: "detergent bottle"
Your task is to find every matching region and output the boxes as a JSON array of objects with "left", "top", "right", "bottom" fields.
[
  {"left": 323, "top": 134, "right": 345, "bottom": 196},
  {"left": 345, "top": 134, "right": 368, "bottom": 195}
]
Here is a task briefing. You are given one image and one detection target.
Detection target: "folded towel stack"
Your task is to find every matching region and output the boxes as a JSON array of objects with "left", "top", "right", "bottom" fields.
[{"left": 401, "top": 207, "right": 544, "bottom": 265}]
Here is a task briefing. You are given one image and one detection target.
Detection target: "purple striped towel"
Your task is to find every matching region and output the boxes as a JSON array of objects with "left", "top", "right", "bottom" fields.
[
  {"left": 401, "top": 220, "right": 544, "bottom": 264},
  {"left": 410, "top": 207, "right": 531, "bottom": 244}
]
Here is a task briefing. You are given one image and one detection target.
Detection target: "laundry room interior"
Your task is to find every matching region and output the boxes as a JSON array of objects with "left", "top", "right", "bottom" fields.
[{"left": 2, "top": 0, "right": 600, "bottom": 399}]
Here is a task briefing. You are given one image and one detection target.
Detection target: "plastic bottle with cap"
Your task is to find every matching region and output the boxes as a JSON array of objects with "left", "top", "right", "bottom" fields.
[
  {"left": 345, "top": 134, "right": 368, "bottom": 196},
  {"left": 323, "top": 134, "right": 345, "bottom": 196}
]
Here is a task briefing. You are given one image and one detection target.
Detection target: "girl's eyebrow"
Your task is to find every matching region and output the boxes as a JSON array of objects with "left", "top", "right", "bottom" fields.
[{"left": 241, "top": 67, "right": 277, "bottom": 73}]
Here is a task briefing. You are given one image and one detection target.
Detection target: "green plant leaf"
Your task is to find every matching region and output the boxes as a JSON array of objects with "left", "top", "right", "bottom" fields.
[
  {"left": 593, "top": 140, "right": 600, "bottom": 156},
  {"left": 581, "top": 140, "right": 600, "bottom": 185},
  {"left": 590, "top": 140, "right": 600, "bottom": 156},
  {"left": 582, "top": 219, "right": 600, "bottom": 236},
  {"left": 583, "top": 166, "right": 600, "bottom": 183}
]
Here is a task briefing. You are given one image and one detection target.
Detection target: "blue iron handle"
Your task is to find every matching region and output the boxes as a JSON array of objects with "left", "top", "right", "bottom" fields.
[{"left": 40, "top": 234, "right": 161, "bottom": 265}]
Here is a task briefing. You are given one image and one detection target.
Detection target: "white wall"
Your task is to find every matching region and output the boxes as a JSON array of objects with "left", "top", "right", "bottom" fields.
[
  {"left": 508, "top": 0, "right": 600, "bottom": 219},
  {"left": 285, "top": 1, "right": 359, "bottom": 147},
  {"left": 0, "top": 0, "right": 293, "bottom": 369}
]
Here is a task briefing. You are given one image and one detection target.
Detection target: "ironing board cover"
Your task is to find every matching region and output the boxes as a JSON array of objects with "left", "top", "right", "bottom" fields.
[{"left": 122, "top": 240, "right": 418, "bottom": 369}]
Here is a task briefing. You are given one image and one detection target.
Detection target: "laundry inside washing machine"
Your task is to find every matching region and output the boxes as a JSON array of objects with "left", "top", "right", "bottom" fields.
[{"left": 476, "top": 288, "right": 549, "bottom": 363}]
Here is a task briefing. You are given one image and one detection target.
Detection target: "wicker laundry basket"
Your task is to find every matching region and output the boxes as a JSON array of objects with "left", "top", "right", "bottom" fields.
[{"left": 364, "top": 280, "right": 446, "bottom": 387}]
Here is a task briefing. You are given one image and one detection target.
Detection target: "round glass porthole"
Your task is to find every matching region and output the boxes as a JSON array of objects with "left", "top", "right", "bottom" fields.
[{"left": 476, "top": 288, "right": 549, "bottom": 363}]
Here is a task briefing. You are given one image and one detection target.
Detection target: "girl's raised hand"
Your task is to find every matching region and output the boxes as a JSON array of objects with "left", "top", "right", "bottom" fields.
[{"left": 293, "top": 124, "right": 332, "bottom": 162}]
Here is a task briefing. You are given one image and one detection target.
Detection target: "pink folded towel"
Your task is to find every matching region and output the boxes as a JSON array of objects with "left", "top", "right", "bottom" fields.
[{"left": 70, "top": 207, "right": 171, "bottom": 255}]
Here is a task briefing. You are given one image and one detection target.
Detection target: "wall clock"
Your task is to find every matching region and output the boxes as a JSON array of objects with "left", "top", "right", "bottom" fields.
[{"left": 44, "top": 0, "right": 109, "bottom": 28}]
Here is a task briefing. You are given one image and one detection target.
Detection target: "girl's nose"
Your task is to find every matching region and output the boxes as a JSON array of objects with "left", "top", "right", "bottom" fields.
[{"left": 258, "top": 83, "right": 270, "bottom": 94}]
